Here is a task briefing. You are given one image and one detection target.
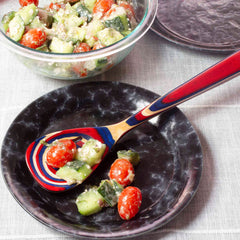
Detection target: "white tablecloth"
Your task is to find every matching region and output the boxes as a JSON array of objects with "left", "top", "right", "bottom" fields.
[{"left": 1, "top": 30, "right": 240, "bottom": 240}]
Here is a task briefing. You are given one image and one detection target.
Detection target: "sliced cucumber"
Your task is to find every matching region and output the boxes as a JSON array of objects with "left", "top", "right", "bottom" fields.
[
  {"left": 84, "top": 19, "right": 105, "bottom": 46},
  {"left": 8, "top": 15, "right": 25, "bottom": 41},
  {"left": 84, "top": 57, "right": 108, "bottom": 73},
  {"left": 65, "top": 2, "right": 78, "bottom": 15},
  {"left": 17, "top": 3, "right": 38, "bottom": 25},
  {"left": 111, "top": 179, "right": 124, "bottom": 196},
  {"left": 97, "top": 28, "right": 124, "bottom": 46},
  {"left": 117, "top": 150, "right": 140, "bottom": 166},
  {"left": 95, "top": 57, "right": 108, "bottom": 70},
  {"left": 103, "top": 5, "right": 129, "bottom": 32},
  {"left": 76, "top": 188, "right": 105, "bottom": 216},
  {"left": 53, "top": 3, "right": 77, "bottom": 19},
  {"left": 49, "top": 37, "right": 74, "bottom": 53},
  {"left": 29, "top": 16, "right": 45, "bottom": 29},
  {"left": 56, "top": 160, "right": 92, "bottom": 184},
  {"left": 85, "top": 35, "right": 97, "bottom": 47},
  {"left": 86, "top": 18, "right": 105, "bottom": 36},
  {"left": 53, "top": 3, "right": 83, "bottom": 29},
  {"left": 66, "top": 15, "right": 84, "bottom": 29},
  {"left": 97, "top": 180, "right": 118, "bottom": 207},
  {"left": 75, "top": 138, "right": 106, "bottom": 167},
  {"left": 105, "top": 15, "right": 129, "bottom": 32},
  {"left": 67, "top": 27, "right": 86, "bottom": 43},
  {"left": 74, "top": 3, "right": 92, "bottom": 22},
  {"left": 1, "top": 11, "right": 16, "bottom": 32},
  {"left": 54, "top": 3, "right": 78, "bottom": 21},
  {"left": 84, "top": 59, "right": 98, "bottom": 71},
  {"left": 97, "top": 179, "right": 123, "bottom": 206},
  {"left": 84, "top": 0, "right": 97, "bottom": 12}
]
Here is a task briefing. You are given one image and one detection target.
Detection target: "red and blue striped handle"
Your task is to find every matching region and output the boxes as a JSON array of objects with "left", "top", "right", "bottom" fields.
[{"left": 125, "top": 51, "right": 240, "bottom": 127}]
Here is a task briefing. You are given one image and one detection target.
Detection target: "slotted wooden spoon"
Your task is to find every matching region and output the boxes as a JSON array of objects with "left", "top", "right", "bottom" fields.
[{"left": 26, "top": 50, "right": 240, "bottom": 192}]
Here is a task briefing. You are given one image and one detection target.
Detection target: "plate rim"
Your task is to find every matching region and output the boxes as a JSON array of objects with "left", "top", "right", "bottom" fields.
[{"left": 151, "top": 6, "right": 240, "bottom": 53}]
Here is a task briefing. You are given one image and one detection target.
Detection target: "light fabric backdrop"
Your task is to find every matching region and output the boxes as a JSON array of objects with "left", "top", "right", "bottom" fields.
[{"left": 1, "top": 30, "right": 240, "bottom": 239}]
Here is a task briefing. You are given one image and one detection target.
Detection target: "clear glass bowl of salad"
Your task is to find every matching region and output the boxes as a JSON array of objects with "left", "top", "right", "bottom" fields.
[{"left": 0, "top": 0, "right": 157, "bottom": 80}]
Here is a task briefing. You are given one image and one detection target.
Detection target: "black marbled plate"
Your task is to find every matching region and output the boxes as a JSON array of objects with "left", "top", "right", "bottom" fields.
[
  {"left": 152, "top": 0, "right": 240, "bottom": 52},
  {"left": 1, "top": 81, "right": 202, "bottom": 239}
]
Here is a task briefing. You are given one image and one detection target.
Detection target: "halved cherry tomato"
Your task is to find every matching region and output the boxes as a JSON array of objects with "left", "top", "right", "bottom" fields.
[
  {"left": 118, "top": 186, "right": 142, "bottom": 220},
  {"left": 73, "top": 42, "right": 91, "bottom": 53},
  {"left": 93, "top": 0, "right": 114, "bottom": 15},
  {"left": 46, "top": 139, "right": 77, "bottom": 168},
  {"left": 19, "top": 0, "right": 39, "bottom": 7},
  {"left": 20, "top": 28, "right": 46, "bottom": 49},
  {"left": 109, "top": 158, "right": 134, "bottom": 187}
]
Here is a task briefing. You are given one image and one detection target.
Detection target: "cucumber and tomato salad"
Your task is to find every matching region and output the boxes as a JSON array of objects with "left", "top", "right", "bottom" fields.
[
  {"left": 2, "top": 0, "right": 137, "bottom": 51},
  {"left": 1, "top": 0, "right": 137, "bottom": 77},
  {"left": 44, "top": 138, "right": 142, "bottom": 220}
]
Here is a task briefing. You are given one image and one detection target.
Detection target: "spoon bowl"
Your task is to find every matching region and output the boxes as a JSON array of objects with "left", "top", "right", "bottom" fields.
[
  {"left": 26, "top": 127, "right": 113, "bottom": 191},
  {"left": 26, "top": 50, "right": 240, "bottom": 192}
]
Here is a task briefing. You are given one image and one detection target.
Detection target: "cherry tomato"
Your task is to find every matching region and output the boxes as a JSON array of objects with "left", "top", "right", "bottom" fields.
[
  {"left": 48, "top": 2, "right": 63, "bottom": 11},
  {"left": 46, "top": 139, "right": 77, "bottom": 168},
  {"left": 93, "top": 0, "right": 114, "bottom": 15},
  {"left": 19, "top": 0, "right": 39, "bottom": 7},
  {"left": 118, "top": 186, "right": 142, "bottom": 220},
  {"left": 78, "top": 69, "right": 88, "bottom": 77},
  {"left": 73, "top": 42, "right": 91, "bottom": 53},
  {"left": 72, "top": 63, "right": 88, "bottom": 77},
  {"left": 20, "top": 28, "right": 47, "bottom": 49},
  {"left": 109, "top": 158, "right": 134, "bottom": 187},
  {"left": 119, "top": 2, "right": 135, "bottom": 17},
  {"left": 92, "top": 42, "right": 105, "bottom": 50},
  {"left": 104, "top": 7, "right": 116, "bottom": 18}
]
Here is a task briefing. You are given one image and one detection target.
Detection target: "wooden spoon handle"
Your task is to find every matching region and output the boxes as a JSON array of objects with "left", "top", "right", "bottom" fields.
[{"left": 124, "top": 50, "right": 240, "bottom": 127}]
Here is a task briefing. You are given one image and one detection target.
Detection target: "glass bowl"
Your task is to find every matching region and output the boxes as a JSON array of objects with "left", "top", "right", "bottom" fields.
[{"left": 0, "top": 0, "right": 158, "bottom": 80}]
